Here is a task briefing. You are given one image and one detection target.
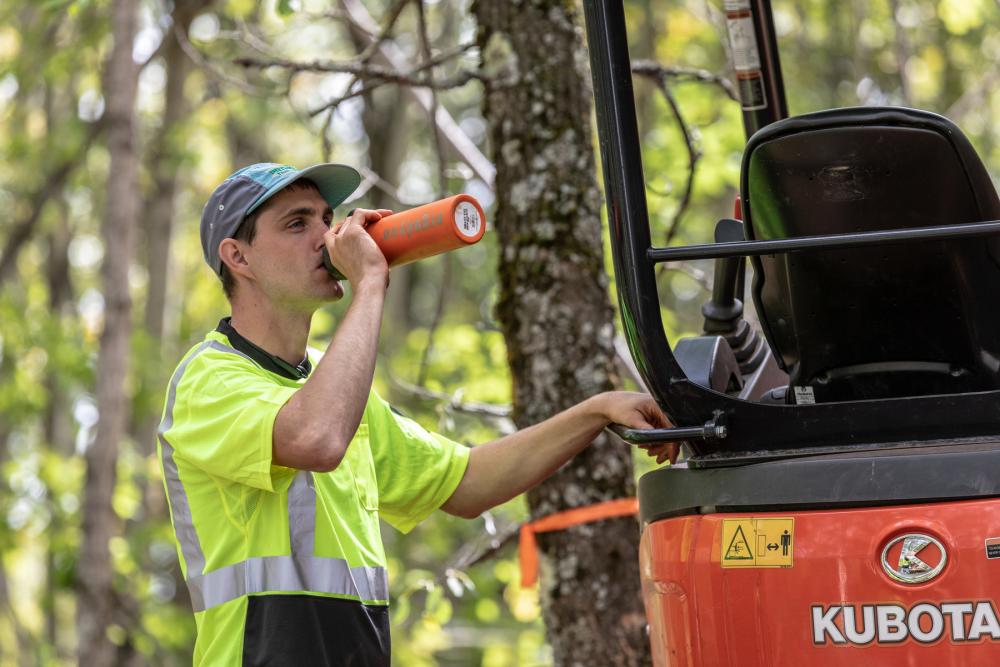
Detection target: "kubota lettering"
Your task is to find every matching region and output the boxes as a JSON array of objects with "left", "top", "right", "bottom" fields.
[
  {"left": 876, "top": 604, "right": 906, "bottom": 643},
  {"left": 969, "top": 602, "right": 1000, "bottom": 640},
  {"left": 941, "top": 603, "right": 973, "bottom": 641},
  {"left": 812, "top": 601, "right": 1000, "bottom": 645},
  {"left": 812, "top": 605, "right": 845, "bottom": 644},
  {"left": 842, "top": 605, "right": 875, "bottom": 644}
]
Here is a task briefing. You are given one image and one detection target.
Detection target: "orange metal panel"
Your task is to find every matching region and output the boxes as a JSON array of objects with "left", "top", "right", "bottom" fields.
[{"left": 640, "top": 499, "right": 1000, "bottom": 665}]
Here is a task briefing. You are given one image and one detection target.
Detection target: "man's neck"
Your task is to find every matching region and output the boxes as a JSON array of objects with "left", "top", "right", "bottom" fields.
[{"left": 229, "top": 298, "right": 313, "bottom": 366}]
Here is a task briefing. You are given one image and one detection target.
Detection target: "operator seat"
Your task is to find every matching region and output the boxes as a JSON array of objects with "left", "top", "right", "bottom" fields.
[{"left": 741, "top": 106, "right": 1000, "bottom": 403}]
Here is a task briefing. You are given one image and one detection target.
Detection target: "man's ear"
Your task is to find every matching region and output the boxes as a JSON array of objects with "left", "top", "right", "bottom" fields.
[{"left": 219, "top": 238, "right": 253, "bottom": 279}]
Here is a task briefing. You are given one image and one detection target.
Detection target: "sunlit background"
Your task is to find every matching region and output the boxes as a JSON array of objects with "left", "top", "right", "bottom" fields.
[{"left": 0, "top": 0, "right": 998, "bottom": 663}]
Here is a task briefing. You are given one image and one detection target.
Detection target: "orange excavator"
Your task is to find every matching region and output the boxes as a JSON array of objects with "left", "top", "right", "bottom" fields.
[{"left": 583, "top": 1, "right": 1000, "bottom": 664}]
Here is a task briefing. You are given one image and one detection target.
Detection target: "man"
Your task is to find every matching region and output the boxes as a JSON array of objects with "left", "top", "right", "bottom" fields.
[{"left": 158, "top": 162, "right": 676, "bottom": 666}]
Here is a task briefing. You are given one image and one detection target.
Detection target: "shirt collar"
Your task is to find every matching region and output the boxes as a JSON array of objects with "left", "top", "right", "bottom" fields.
[{"left": 216, "top": 317, "right": 313, "bottom": 381}]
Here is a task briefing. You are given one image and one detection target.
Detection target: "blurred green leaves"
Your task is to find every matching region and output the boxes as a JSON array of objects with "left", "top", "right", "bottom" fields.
[{"left": 1, "top": 0, "right": 999, "bottom": 664}]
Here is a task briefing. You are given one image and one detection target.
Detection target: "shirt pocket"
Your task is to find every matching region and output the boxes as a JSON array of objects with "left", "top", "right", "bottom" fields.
[{"left": 344, "top": 424, "right": 378, "bottom": 511}]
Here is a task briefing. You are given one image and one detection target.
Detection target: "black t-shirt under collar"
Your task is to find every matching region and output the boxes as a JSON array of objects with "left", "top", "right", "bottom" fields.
[{"left": 216, "top": 317, "right": 312, "bottom": 381}]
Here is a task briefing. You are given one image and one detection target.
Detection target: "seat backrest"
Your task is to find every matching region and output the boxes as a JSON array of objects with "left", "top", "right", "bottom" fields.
[{"left": 741, "top": 106, "right": 1000, "bottom": 402}]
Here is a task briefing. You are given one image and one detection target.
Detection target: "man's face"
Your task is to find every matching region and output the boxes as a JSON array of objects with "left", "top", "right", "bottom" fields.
[{"left": 238, "top": 184, "right": 343, "bottom": 309}]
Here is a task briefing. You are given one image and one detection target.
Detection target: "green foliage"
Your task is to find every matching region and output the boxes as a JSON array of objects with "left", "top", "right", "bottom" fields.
[{"left": 1, "top": 0, "right": 999, "bottom": 664}]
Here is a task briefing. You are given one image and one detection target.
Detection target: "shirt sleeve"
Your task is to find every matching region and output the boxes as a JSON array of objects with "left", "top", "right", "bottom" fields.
[
  {"left": 366, "top": 391, "right": 470, "bottom": 533},
  {"left": 163, "top": 351, "right": 299, "bottom": 493}
]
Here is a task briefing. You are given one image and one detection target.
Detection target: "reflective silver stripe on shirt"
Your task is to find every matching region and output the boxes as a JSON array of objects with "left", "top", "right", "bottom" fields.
[
  {"left": 159, "top": 339, "right": 389, "bottom": 612},
  {"left": 186, "top": 555, "right": 390, "bottom": 612},
  {"left": 158, "top": 340, "right": 230, "bottom": 576},
  {"left": 288, "top": 470, "right": 317, "bottom": 556}
]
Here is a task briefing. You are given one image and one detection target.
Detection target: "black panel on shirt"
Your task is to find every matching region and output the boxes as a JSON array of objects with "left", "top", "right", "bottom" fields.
[
  {"left": 241, "top": 595, "right": 390, "bottom": 667},
  {"left": 217, "top": 317, "right": 312, "bottom": 381}
]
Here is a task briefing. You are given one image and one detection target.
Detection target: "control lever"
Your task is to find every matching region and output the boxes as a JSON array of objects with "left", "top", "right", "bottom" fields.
[{"left": 606, "top": 412, "right": 728, "bottom": 445}]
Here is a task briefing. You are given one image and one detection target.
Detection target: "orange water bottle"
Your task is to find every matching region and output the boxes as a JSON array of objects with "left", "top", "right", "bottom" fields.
[{"left": 322, "top": 194, "right": 487, "bottom": 279}]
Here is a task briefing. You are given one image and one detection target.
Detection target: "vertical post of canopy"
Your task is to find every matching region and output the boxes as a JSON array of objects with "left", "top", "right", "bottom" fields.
[{"left": 581, "top": 0, "right": 693, "bottom": 416}]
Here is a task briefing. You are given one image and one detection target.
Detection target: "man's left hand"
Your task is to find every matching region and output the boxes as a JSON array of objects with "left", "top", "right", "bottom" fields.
[{"left": 598, "top": 391, "right": 680, "bottom": 465}]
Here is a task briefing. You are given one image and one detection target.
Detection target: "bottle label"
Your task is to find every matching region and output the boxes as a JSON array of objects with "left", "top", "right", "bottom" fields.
[{"left": 454, "top": 201, "right": 481, "bottom": 239}]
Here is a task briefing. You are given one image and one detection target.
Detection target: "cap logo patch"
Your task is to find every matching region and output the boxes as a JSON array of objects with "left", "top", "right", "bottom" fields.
[{"left": 268, "top": 165, "right": 295, "bottom": 176}]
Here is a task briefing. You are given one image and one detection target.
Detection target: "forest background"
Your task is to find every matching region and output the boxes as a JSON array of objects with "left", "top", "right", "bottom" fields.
[{"left": 1, "top": 0, "right": 998, "bottom": 665}]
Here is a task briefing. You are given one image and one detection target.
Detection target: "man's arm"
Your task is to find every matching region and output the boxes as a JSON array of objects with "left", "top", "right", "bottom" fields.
[
  {"left": 439, "top": 392, "right": 678, "bottom": 519},
  {"left": 272, "top": 209, "right": 390, "bottom": 472}
]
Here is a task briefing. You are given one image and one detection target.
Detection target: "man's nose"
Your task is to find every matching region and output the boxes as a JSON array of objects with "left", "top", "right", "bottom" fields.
[{"left": 311, "top": 221, "right": 328, "bottom": 249}]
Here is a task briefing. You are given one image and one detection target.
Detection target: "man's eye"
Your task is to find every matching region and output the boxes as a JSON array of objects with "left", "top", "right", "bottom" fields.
[
  {"left": 288, "top": 219, "right": 305, "bottom": 229},
  {"left": 323, "top": 217, "right": 333, "bottom": 228}
]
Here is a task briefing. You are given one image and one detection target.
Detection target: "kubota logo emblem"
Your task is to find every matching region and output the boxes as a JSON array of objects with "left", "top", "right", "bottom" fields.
[{"left": 881, "top": 533, "right": 947, "bottom": 584}]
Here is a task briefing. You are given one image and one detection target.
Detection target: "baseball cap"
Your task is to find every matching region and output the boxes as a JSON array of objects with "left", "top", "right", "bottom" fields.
[{"left": 200, "top": 162, "right": 362, "bottom": 274}]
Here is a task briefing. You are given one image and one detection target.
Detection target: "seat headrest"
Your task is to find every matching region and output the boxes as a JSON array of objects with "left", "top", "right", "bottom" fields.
[{"left": 741, "top": 106, "right": 1000, "bottom": 402}]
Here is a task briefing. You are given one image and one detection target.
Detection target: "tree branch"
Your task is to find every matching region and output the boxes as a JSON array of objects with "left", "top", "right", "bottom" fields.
[
  {"left": 415, "top": 255, "right": 451, "bottom": 387},
  {"left": 415, "top": 0, "right": 449, "bottom": 199},
  {"left": 338, "top": 0, "right": 496, "bottom": 186},
  {"left": 443, "top": 519, "right": 521, "bottom": 574},
  {"left": 356, "top": 0, "right": 411, "bottom": 65},
  {"left": 633, "top": 69, "right": 703, "bottom": 245},
  {"left": 662, "top": 262, "right": 712, "bottom": 292},
  {"left": 174, "top": 23, "right": 271, "bottom": 95},
  {"left": 386, "top": 371, "right": 513, "bottom": 421},
  {"left": 0, "top": 121, "right": 102, "bottom": 285},
  {"left": 320, "top": 0, "right": 412, "bottom": 152},
  {"left": 411, "top": 0, "right": 454, "bottom": 389},
  {"left": 234, "top": 53, "right": 485, "bottom": 92},
  {"left": 631, "top": 59, "right": 739, "bottom": 102}
]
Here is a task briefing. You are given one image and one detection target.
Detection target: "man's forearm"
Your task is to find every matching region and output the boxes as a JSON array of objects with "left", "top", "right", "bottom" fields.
[
  {"left": 440, "top": 395, "right": 611, "bottom": 518},
  {"left": 272, "top": 279, "right": 386, "bottom": 470}
]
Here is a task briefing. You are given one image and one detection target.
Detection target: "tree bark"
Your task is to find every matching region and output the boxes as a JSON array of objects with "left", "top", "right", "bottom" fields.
[
  {"left": 77, "top": 1, "right": 139, "bottom": 664},
  {"left": 473, "top": 2, "right": 650, "bottom": 665},
  {"left": 134, "top": 0, "right": 207, "bottom": 519},
  {"left": 141, "top": 1, "right": 203, "bottom": 377}
]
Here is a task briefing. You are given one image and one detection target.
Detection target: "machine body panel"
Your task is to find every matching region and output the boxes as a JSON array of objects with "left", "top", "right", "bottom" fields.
[{"left": 641, "top": 498, "right": 1000, "bottom": 665}]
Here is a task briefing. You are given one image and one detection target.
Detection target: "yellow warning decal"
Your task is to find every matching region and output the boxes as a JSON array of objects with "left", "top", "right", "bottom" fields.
[{"left": 721, "top": 517, "right": 794, "bottom": 568}]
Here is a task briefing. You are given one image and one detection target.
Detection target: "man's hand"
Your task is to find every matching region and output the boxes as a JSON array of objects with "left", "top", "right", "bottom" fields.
[
  {"left": 324, "top": 208, "right": 392, "bottom": 288},
  {"left": 597, "top": 391, "right": 680, "bottom": 465},
  {"left": 273, "top": 209, "right": 393, "bottom": 472}
]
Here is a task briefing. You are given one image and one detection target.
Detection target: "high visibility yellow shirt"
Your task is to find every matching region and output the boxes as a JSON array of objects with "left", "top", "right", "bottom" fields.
[{"left": 157, "top": 325, "right": 470, "bottom": 665}]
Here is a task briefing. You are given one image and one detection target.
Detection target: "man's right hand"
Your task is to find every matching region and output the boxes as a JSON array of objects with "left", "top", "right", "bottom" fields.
[
  {"left": 275, "top": 207, "right": 394, "bottom": 473},
  {"left": 324, "top": 208, "right": 392, "bottom": 287}
]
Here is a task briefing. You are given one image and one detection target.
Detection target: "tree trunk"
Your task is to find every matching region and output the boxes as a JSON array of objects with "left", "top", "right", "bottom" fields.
[
  {"left": 141, "top": 4, "right": 193, "bottom": 383},
  {"left": 473, "top": 3, "right": 650, "bottom": 665},
  {"left": 77, "top": 1, "right": 139, "bottom": 664},
  {"left": 43, "top": 187, "right": 76, "bottom": 664},
  {"left": 134, "top": 0, "right": 205, "bottom": 516}
]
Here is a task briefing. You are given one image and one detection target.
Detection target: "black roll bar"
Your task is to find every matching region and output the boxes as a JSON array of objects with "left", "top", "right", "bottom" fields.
[
  {"left": 582, "top": 0, "right": 1000, "bottom": 464},
  {"left": 649, "top": 220, "right": 1000, "bottom": 262},
  {"left": 581, "top": 0, "right": 688, "bottom": 417}
]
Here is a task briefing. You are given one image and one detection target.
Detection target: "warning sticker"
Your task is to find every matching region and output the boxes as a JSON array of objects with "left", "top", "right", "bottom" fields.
[
  {"left": 721, "top": 518, "right": 794, "bottom": 568},
  {"left": 986, "top": 537, "right": 1000, "bottom": 559},
  {"left": 793, "top": 386, "right": 816, "bottom": 405},
  {"left": 725, "top": 16, "right": 761, "bottom": 72}
]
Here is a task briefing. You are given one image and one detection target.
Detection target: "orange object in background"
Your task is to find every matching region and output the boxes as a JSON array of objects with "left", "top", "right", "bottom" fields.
[
  {"left": 518, "top": 498, "right": 639, "bottom": 588},
  {"left": 323, "top": 194, "right": 486, "bottom": 279}
]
